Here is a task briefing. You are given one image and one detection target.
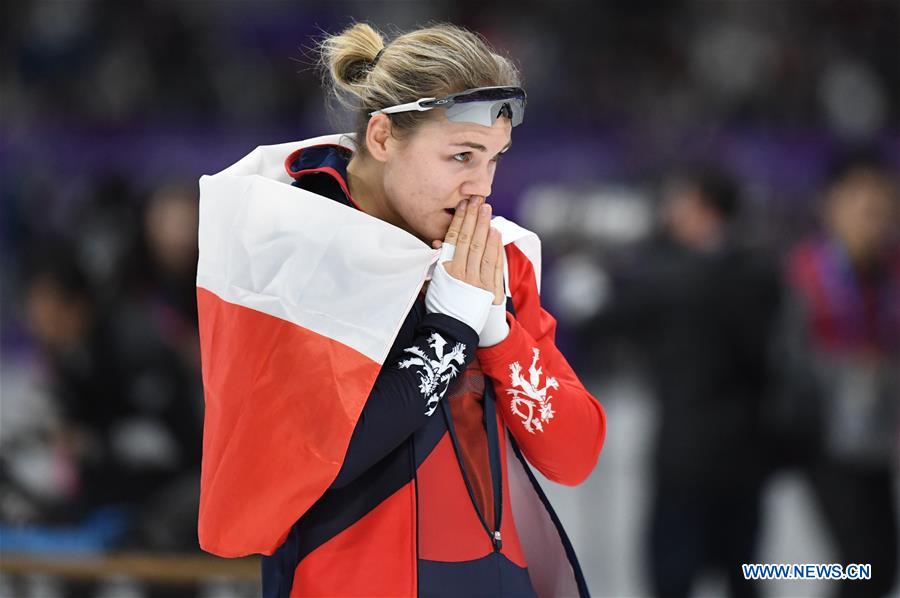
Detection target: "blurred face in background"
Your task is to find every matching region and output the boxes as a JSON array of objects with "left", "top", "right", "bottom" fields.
[
  {"left": 145, "top": 185, "right": 199, "bottom": 278},
  {"left": 356, "top": 111, "right": 512, "bottom": 246},
  {"left": 662, "top": 182, "right": 724, "bottom": 251},
  {"left": 826, "top": 168, "right": 897, "bottom": 264},
  {"left": 25, "top": 276, "right": 90, "bottom": 351}
]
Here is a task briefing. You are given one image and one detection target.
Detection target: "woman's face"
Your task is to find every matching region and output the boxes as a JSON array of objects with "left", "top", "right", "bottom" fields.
[{"left": 382, "top": 112, "right": 512, "bottom": 245}]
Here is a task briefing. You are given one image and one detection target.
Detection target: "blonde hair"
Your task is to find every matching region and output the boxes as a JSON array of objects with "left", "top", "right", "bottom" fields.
[{"left": 317, "top": 22, "right": 521, "bottom": 154}]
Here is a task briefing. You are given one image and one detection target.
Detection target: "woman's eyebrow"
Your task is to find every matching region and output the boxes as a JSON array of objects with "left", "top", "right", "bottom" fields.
[{"left": 450, "top": 140, "right": 513, "bottom": 153}]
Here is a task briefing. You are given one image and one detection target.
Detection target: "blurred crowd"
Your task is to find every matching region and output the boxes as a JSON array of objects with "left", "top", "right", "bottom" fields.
[
  {"left": 570, "top": 155, "right": 898, "bottom": 598},
  {"left": 2, "top": 1, "right": 898, "bottom": 135},
  {"left": 1, "top": 1, "right": 898, "bottom": 597},
  {"left": 2, "top": 181, "right": 205, "bottom": 596}
]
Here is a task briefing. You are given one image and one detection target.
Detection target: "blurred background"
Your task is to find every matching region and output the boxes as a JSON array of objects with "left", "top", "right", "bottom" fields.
[{"left": 1, "top": 1, "right": 898, "bottom": 597}]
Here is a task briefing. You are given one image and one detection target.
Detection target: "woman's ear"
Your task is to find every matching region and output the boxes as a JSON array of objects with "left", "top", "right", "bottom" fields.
[{"left": 365, "top": 114, "right": 392, "bottom": 163}]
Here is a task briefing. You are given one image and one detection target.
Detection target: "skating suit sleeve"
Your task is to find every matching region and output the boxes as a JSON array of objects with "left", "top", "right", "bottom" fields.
[
  {"left": 330, "top": 310, "right": 479, "bottom": 488},
  {"left": 476, "top": 243, "right": 606, "bottom": 486}
]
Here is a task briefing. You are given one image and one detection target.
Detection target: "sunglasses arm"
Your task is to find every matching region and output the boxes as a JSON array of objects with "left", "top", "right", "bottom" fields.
[{"left": 369, "top": 98, "right": 437, "bottom": 117}]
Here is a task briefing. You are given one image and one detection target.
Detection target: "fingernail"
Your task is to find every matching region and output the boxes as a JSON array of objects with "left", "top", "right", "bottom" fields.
[
  {"left": 481, "top": 203, "right": 490, "bottom": 214},
  {"left": 458, "top": 199, "right": 467, "bottom": 210}
]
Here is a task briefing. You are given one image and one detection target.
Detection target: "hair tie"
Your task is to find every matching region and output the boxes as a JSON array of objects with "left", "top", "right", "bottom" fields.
[{"left": 372, "top": 48, "right": 385, "bottom": 67}]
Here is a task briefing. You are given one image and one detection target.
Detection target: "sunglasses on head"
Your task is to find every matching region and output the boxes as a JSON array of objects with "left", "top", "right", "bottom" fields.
[{"left": 369, "top": 86, "right": 527, "bottom": 128}]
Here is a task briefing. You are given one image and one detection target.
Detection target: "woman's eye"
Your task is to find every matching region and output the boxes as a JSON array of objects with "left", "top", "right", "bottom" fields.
[{"left": 452, "top": 152, "right": 470, "bottom": 163}]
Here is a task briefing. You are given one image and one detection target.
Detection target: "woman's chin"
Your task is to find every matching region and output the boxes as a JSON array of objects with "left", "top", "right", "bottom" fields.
[{"left": 403, "top": 211, "right": 453, "bottom": 247}]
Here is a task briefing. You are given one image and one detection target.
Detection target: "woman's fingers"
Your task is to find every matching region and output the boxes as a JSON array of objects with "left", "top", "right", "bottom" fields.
[
  {"left": 451, "top": 196, "right": 481, "bottom": 269},
  {"left": 442, "top": 199, "right": 467, "bottom": 248},
  {"left": 480, "top": 226, "right": 499, "bottom": 290},
  {"left": 442, "top": 197, "right": 498, "bottom": 294},
  {"left": 465, "top": 201, "right": 492, "bottom": 281},
  {"left": 493, "top": 232, "right": 505, "bottom": 305}
]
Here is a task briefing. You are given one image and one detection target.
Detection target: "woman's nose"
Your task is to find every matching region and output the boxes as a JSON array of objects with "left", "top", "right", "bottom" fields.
[{"left": 462, "top": 168, "right": 493, "bottom": 199}]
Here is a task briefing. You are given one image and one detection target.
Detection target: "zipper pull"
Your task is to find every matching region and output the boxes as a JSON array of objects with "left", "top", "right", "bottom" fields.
[{"left": 492, "top": 530, "right": 502, "bottom": 551}]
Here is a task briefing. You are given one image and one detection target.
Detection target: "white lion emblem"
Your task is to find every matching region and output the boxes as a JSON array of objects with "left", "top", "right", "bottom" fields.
[
  {"left": 507, "top": 348, "right": 559, "bottom": 433},
  {"left": 398, "top": 332, "right": 467, "bottom": 416}
]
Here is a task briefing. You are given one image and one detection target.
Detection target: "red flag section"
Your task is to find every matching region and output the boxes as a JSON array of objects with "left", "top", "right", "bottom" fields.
[{"left": 197, "top": 287, "right": 381, "bottom": 556}]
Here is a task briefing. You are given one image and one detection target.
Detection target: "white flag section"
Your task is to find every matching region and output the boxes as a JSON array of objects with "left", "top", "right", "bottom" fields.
[{"left": 198, "top": 135, "right": 439, "bottom": 365}]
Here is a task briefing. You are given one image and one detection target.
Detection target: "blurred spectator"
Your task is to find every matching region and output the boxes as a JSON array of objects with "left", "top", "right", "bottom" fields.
[
  {"left": 1, "top": 252, "right": 87, "bottom": 528},
  {"left": 139, "top": 182, "right": 199, "bottom": 327},
  {"left": 14, "top": 245, "right": 202, "bottom": 552},
  {"left": 774, "top": 151, "right": 899, "bottom": 597},
  {"left": 70, "top": 175, "right": 142, "bottom": 307},
  {"left": 579, "top": 167, "right": 782, "bottom": 598},
  {"left": 132, "top": 182, "right": 202, "bottom": 371}
]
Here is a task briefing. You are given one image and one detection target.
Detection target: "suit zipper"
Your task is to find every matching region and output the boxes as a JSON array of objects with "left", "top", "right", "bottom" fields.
[
  {"left": 484, "top": 378, "right": 504, "bottom": 552},
  {"left": 440, "top": 396, "right": 503, "bottom": 553}
]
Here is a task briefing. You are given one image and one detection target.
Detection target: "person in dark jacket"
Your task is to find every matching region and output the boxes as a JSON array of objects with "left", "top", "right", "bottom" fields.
[{"left": 581, "top": 167, "right": 781, "bottom": 598}]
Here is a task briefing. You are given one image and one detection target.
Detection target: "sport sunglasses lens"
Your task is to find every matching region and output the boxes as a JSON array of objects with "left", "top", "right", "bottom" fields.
[
  {"left": 443, "top": 97, "right": 526, "bottom": 127},
  {"left": 448, "top": 87, "right": 525, "bottom": 126},
  {"left": 443, "top": 103, "right": 493, "bottom": 126},
  {"left": 444, "top": 102, "right": 522, "bottom": 127}
]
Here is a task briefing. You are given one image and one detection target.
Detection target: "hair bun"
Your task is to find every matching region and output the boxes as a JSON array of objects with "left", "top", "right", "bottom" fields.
[{"left": 319, "top": 22, "right": 385, "bottom": 90}]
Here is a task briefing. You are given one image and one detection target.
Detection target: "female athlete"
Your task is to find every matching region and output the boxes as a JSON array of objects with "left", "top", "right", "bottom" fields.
[{"left": 196, "top": 22, "right": 606, "bottom": 598}]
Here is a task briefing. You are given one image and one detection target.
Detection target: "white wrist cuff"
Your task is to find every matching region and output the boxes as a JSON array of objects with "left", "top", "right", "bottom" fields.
[
  {"left": 440, "top": 242, "right": 456, "bottom": 261},
  {"left": 425, "top": 258, "right": 494, "bottom": 333},
  {"left": 478, "top": 302, "right": 511, "bottom": 347},
  {"left": 426, "top": 242, "right": 455, "bottom": 281}
]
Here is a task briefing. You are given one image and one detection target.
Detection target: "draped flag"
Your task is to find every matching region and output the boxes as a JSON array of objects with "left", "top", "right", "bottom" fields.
[{"left": 195, "top": 134, "right": 543, "bottom": 558}]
